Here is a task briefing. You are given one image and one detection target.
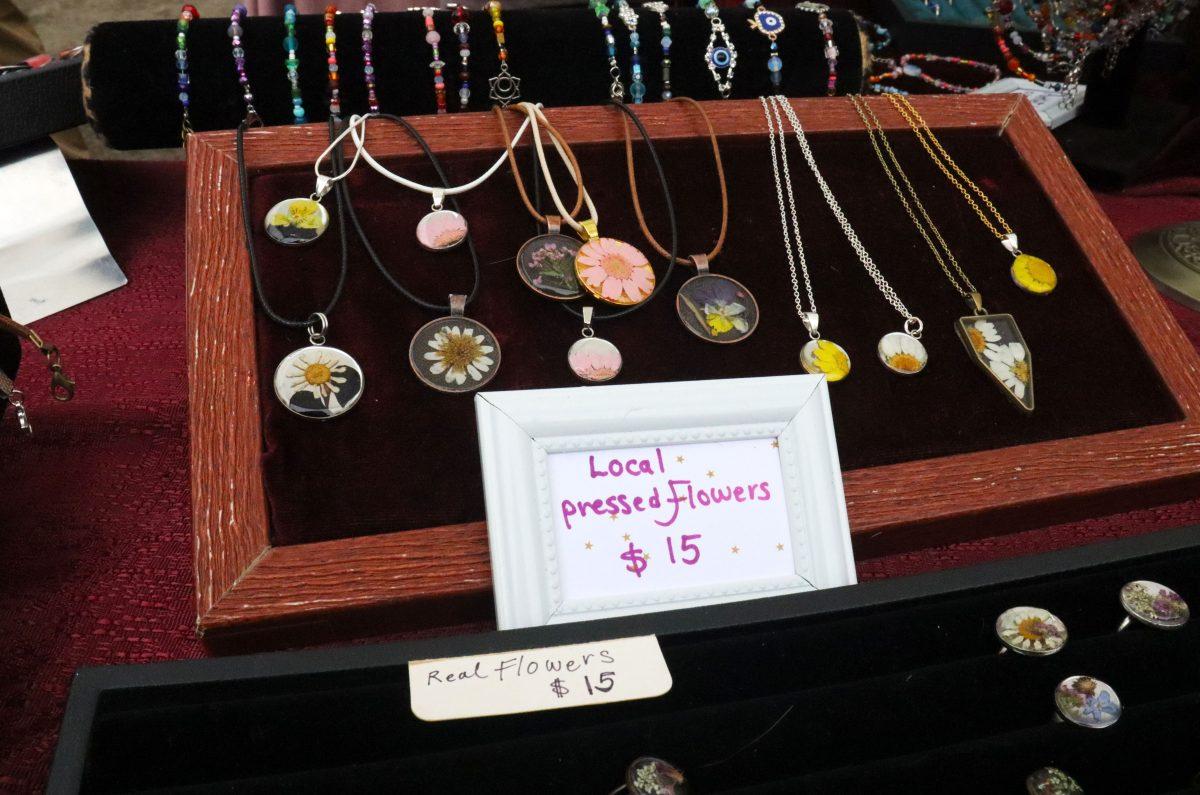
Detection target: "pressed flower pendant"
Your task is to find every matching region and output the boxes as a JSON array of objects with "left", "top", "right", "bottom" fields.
[
  {"left": 955, "top": 312, "right": 1034, "bottom": 412},
  {"left": 575, "top": 234, "right": 656, "bottom": 306},
  {"left": 675, "top": 255, "right": 759, "bottom": 343},
  {"left": 265, "top": 197, "right": 329, "bottom": 246},
  {"left": 800, "top": 338, "right": 851, "bottom": 382},
  {"left": 416, "top": 207, "right": 469, "bottom": 252},
  {"left": 1001, "top": 234, "right": 1057, "bottom": 295},
  {"left": 568, "top": 307, "right": 622, "bottom": 383},
  {"left": 877, "top": 331, "right": 927, "bottom": 375},
  {"left": 409, "top": 294, "right": 501, "bottom": 393},
  {"left": 272, "top": 315, "right": 364, "bottom": 419},
  {"left": 516, "top": 217, "right": 583, "bottom": 300}
]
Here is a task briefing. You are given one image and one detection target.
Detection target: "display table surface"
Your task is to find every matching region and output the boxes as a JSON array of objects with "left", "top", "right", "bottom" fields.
[{"left": 0, "top": 160, "right": 1198, "bottom": 792}]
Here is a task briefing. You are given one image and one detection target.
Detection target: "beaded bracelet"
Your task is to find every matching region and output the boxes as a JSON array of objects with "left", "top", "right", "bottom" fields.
[
  {"left": 228, "top": 5, "right": 261, "bottom": 125},
  {"left": 698, "top": 0, "right": 736, "bottom": 99},
  {"left": 988, "top": 0, "right": 1039, "bottom": 81},
  {"left": 452, "top": 4, "right": 471, "bottom": 110},
  {"left": 176, "top": 4, "right": 198, "bottom": 138},
  {"left": 795, "top": 2, "right": 837, "bottom": 96},
  {"left": 486, "top": 1, "right": 521, "bottom": 107},
  {"left": 642, "top": 2, "right": 671, "bottom": 100},
  {"left": 589, "top": 0, "right": 625, "bottom": 100},
  {"left": 423, "top": 9, "right": 448, "bottom": 114},
  {"left": 616, "top": 1, "right": 645, "bottom": 103},
  {"left": 745, "top": 0, "right": 786, "bottom": 90},
  {"left": 869, "top": 53, "right": 1001, "bottom": 93},
  {"left": 324, "top": 5, "right": 340, "bottom": 118},
  {"left": 283, "top": 4, "right": 307, "bottom": 123},
  {"left": 362, "top": 3, "right": 379, "bottom": 112}
]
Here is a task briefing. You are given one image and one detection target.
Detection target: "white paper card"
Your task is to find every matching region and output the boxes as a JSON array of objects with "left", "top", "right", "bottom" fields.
[
  {"left": 0, "top": 145, "right": 126, "bottom": 323},
  {"left": 408, "top": 635, "right": 672, "bottom": 721},
  {"left": 550, "top": 439, "right": 795, "bottom": 603},
  {"left": 973, "top": 78, "right": 1086, "bottom": 129}
]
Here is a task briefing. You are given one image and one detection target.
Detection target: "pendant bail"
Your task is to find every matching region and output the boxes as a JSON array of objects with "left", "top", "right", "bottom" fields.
[
  {"left": 546, "top": 214, "right": 562, "bottom": 235},
  {"left": 1000, "top": 233, "right": 1021, "bottom": 256},
  {"left": 307, "top": 312, "right": 329, "bottom": 345},
  {"left": 966, "top": 291, "right": 986, "bottom": 315},
  {"left": 449, "top": 293, "right": 466, "bottom": 317},
  {"left": 432, "top": 189, "right": 446, "bottom": 212},
  {"left": 312, "top": 174, "right": 333, "bottom": 202},
  {"left": 801, "top": 311, "right": 820, "bottom": 339},
  {"left": 579, "top": 219, "right": 599, "bottom": 242},
  {"left": 690, "top": 253, "right": 710, "bottom": 274},
  {"left": 581, "top": 305, "right": 596, "bottom": 337}
]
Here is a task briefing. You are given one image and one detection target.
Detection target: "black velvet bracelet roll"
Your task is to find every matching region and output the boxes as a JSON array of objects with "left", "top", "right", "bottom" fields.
[{"left": 83, "top": 6, "right": 864, "bottom": 150}]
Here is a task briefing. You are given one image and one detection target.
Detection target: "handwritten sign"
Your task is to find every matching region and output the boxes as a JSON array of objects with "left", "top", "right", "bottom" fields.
[
  {"left": 408, "top": 635, "right": 672, "bottom": 721},
  {"left": 547, "top": 438, "right": 795, "bottom": 604}
]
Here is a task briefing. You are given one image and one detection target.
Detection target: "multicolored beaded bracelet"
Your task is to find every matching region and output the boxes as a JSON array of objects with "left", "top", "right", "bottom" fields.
[
  {"left": 423, "top": 9, "right": 448, "bottom": 114},
  {"left": 177, "top": 4, "right": 198, "bottom": 138},
  {"left": 228, "top": 4, "right": 261, "bottom": 125},
  {"left": 324, "top": 5, "right": 340, "bottom": 118},
  {"left": 616, "top": 1, "right": 645, "bottom": 103},
  {"left": 283, "top": 4, "right": 307, "bottom": 123},
  {"left": 486, "top": 1, "right": 521, "bottom": 107},
  {"left": 589, "top": 0, "right": 625, "bottom": 100},
  {"left": 642, "top": 2, "right": 671, "bottom": 100},
  {"left": 452, "top": 4, "right": 471, "bottom": 110},
  {"left": 745, "top": 1, "right": 785, "bottom": 90},
  {"left": 362, "top": 3, "right": 379, "bottom": 112},
  {"left": 795, "top": 2, "right": 837, "bottom": 96},
  {"left": 870, "top": 53, "right": 1001, "bottom": 94},
  {"left": 988, "top": 0, "right": 1040, "bottom": 81}
]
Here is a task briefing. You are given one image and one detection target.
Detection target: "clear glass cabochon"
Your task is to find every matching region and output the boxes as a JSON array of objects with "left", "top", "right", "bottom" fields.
[
  {"left": 264, "top": 198, "right": 329, "bottom": 245},
  {"left": 568, "top": 336, "right": 622, "bottom": 382},
  {"left": 954, "top": 313, "right": 1034, "bottom": 412},
  {"left": 516, "top": 233, "right": 583, "bottom": 300},
  {"left": 676, "top": 273, "right": 759, "bottom": 343},
  {"left": 575, "top": 237, "right": 656, "bottom": 306},
  {"left": 409, "top": 315, "right": 501, "bottom": 393},
  {"left": 272, "top": 345, "right": 364, "bottom": 419},
  {"left": 1120, "top": 580, "right": 1190, "bottom": 629},
  {"left": 800, "top": 338, "right": 851, "bottom": 382},
  {"left": 995, "top": 606, "right": 1068, "bottom": 656},
  {"left": 416, "top": 209, "right": 469, "bottom": 251},
  {"left": 1054, "top": 676, "right": 1121, "bottom": 729},
  {"left": 876, "top": 332, "right": 928, "bottom": 375}
]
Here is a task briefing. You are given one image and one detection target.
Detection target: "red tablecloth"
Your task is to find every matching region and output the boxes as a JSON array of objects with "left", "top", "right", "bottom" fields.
[{"left": 0, "top": 162, "right": 1197, "bottom": 792}]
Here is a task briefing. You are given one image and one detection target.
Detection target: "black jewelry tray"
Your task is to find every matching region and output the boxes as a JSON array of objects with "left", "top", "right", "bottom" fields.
[{"left": 49, "top": 524, "right": 1200, "bottom": 793}]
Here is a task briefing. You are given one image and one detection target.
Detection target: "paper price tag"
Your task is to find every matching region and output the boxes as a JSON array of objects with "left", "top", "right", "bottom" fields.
[
  {"left": 973, "top": 77, "right": 1086, "bottom": 129},
  {"left": 408, "top": 635, "right": 672, "bottom": 721}
]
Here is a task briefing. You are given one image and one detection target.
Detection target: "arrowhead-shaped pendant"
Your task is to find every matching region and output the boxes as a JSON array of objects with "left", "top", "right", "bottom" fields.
[{"left": 954, "top": 313, "right": 1034, "bottom": 413}]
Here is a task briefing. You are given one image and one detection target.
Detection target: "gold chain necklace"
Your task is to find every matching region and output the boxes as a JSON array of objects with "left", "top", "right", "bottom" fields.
[
  {"left": 850, "top": 95, "right": 1035, "bottom": 412},
  {"left": 886, "top": 94, "right": 1058, "bottom": 297}
]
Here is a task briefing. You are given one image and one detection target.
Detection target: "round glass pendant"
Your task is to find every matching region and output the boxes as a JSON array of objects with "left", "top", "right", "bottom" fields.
[
  {"left": 272, "top": 345, "right": 364, "bottom": 419},
  {"left": 800, "top": 338, "right": 851, "bottom": 382},
  {"left": 416, "top": 209, "right": 469, "bottom": 251},
  {"left": 575, "top": 237, "right": 655, "bottom": 306},
  {"left": 409, "top": 316, "right": 501, "bottom": 393},
  {"left": 877, "top": 332, "right": 928, "bottom": 375},
  {"left": 676, "top": 273, "right": 759, "bottom": 343},
  {"left": 1010, "top": 253, "right": 1057, "bottom": 295},
  {"left": 568, "top": 336, "right": 622, "bottom": 382},
  {"left": 995, "top": 606, "right": 1068, "bottom": 656},
  {"left": 516, "top": 234, "right": 583, "bottom": 300},
  {"left": 264, "top": 197, "right": 329, "bottom": 245},
  {"left": 1054, "top": 676, "right": 1121, "bottom": 729},
  {"left": 626, "top": 757, "right": 689, "bottom": 795}
]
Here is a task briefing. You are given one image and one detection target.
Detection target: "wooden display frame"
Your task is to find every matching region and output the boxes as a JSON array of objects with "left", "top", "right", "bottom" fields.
[{"left": 187, "top": 95, "right": 1200, "bottom": 647}]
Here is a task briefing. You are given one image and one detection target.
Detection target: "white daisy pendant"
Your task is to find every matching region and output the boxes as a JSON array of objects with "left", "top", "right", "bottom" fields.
[
  {"left": 876, "top": 332, "right": 928, "bottom": 375},
  {"left": 954, "top": 313, "right": 1034, "bottom": 412},
  {"left": 409, "top": 317, "right": 501, "bottom": 393},
  {"left": 273, "top": 345, "right": 364, "bottom": 419}
]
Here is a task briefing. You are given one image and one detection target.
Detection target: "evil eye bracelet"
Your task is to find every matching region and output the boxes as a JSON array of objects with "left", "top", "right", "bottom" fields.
[
  {"left": 452, "top": 4, "right": 471, "bottom": 110},
  {"left": 177, "top": 4, "right": 198, "bottom": 137},
  {"left": 745, "top": 0, "right": 786, "bottom": 90},
  {"left": 228, "top": 4, "right": 261, "bottom": 125},
  {"left": 589, "top": 0, "right": 625, "bottom": 100},
  {"left": 642, "top": 2, "right": 671, "bottom": 100},
  {"left": 698, "top": 0, "right": 736, "bottom": 98},
  {"left": 423, "top": 8, "right": 448, "bottom": 114},
  {"left": 325, "top": 5, "right": 340, "bottom": 118},
  {"left": 616, "top": 1, "right": 645, "bottom": 103},
  {"left": 795, "top": 2, "right": 837, "bottom": 96},
  {"left": 283, "top": 3, "right": 307, "bottom": 123},
  {"left": 362, "top": 3, "right": 379, "bottom": 112}
]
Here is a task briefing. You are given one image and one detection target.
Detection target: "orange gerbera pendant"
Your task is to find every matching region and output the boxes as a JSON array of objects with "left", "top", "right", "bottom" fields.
[{"left": 574, "top": 237, "right": 656, "bottom": 306}]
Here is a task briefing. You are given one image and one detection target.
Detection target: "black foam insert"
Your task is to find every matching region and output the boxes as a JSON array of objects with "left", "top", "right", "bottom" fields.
[
  {"left": 84, "top": 6, "right": 865, "bottom": 150},
  {"left": 74, "top": 532, "right": 1200, "bottom": 793}
]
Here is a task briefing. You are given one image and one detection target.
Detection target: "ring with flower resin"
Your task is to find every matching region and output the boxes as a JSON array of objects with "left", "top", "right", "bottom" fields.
[
  {"left": 995, "top": 606, "right": 1067, "bottom": 656},
  {"left": 1117, "top": 580, "right": 1190, "bottom": 632}
]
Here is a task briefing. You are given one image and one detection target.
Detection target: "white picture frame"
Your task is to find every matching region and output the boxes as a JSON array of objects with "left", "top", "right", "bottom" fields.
[{"left": 475, "top": 375, "right": 856, "bottom": 630}]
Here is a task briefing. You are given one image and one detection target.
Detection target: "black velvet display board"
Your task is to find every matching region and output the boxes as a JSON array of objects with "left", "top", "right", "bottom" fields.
[
  {"left": 244, "top": 122, "right": 1180, "bottom": 548},
  {"left": 84, "top": 6, "right": 864, "bottom": 150},
  {"left": 0, "top": 287, "right": 17, "bottom": 419},
  {"left": 59, "top": 526, "right": 1200, "bottom": 792}
]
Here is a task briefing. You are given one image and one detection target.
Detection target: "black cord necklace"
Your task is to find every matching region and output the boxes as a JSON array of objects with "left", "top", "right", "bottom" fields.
[
  {"left": 337, "top": 113, "right": 498, "bottom": 395},
  {"left": 236, "top": 119, "right": 365, "bottom": 420}
]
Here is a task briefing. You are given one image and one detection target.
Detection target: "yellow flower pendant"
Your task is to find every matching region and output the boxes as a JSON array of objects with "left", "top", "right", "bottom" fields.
[
  {"left": 800, "top": 338, "right": 851, "bottom": 382},
  {"left": 1010, "top": 253, "right": 1057, "bottom": 295}
]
